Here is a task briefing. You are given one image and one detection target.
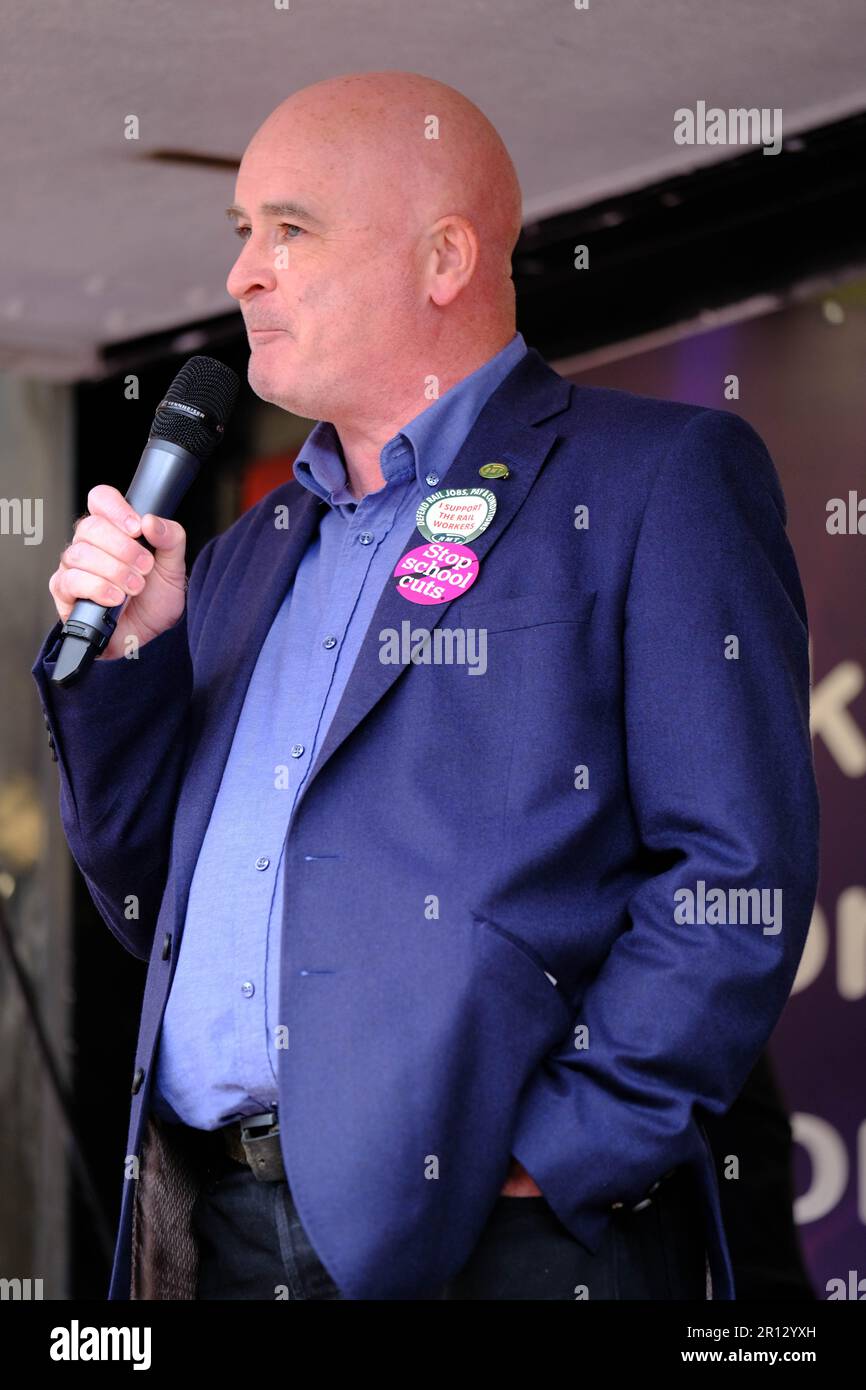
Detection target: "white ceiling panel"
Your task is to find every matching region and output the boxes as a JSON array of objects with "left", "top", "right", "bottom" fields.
[{"left": 1, "top": 0, "right": 864, "bottom": 374}]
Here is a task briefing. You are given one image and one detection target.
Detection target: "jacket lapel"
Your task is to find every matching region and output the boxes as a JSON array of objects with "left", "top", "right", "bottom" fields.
[{"left": 296, "top": 347, "right": 572, "bottom": 815}]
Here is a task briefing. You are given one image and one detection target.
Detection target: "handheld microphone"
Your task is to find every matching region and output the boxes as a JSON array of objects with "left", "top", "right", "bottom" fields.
[{"left": 51, "top": 355, "right": 240, "bottom": 687}]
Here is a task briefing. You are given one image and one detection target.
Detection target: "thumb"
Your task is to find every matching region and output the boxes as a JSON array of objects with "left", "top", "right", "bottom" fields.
[{"left": 139, "top": 512, "right": 186, "bottom": 579}]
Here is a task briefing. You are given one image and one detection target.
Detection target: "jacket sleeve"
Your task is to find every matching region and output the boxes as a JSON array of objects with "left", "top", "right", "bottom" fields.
[
  {"left": 509, "top": 407, "right": 820, "bottom": 1252},
  {"left": 31, "top": 533, "right": 219, "bottom": 962}
]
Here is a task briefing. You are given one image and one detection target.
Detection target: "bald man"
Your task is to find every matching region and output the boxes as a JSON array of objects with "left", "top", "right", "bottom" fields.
[{"left": 34, "top": 71, "right": 818, "bottom": 1302}]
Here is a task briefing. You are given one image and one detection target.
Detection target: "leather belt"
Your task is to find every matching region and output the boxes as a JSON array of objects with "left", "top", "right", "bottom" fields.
[
  {"left": 204, "top": 1110, "right": 677, "bottom": 1203},
  {"left": 217, "top": 1108, "right": 286, "bottom": 1182}
]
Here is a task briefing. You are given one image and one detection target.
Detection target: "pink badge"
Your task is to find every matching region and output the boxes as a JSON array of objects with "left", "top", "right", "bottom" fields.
[{"left": 393, "top": 541, "right": 480, "bottom": 605}]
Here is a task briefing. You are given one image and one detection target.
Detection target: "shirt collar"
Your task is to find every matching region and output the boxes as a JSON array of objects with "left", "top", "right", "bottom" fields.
[{"left": 293, "top": 331, "right": 527, "bottom": 515}]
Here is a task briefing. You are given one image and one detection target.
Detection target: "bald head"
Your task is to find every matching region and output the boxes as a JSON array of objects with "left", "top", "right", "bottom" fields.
[
  {"left": 250, "top": 72, "right": 523, "bottom": 285},
  {"left": 226, "top": 71, "right": 523, "bottom": 433}
]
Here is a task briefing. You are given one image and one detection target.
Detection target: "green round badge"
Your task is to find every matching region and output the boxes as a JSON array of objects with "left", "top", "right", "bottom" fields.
[
  {"left": 478, "top": 462, "right": 510, "bottom": 479},
  {"left": 416, "top": 487, "right": 497, "bottom": 543}
]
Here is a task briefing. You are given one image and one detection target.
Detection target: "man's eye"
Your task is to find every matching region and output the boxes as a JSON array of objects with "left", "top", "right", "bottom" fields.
[{"left": 233, "top": 224, "right": 303, "bottom": 241}]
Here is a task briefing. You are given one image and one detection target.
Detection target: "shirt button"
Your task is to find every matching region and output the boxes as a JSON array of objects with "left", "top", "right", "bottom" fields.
[
  {"left": 425, "top": 472, "right": 439, "bottom": 487},
  {"left": 291, "top": 744, "right": 304, "bottom": 758},
  {"left": 322, "top": 635, "right": 338, "bottom": 650},
  {"left": 358, "top": 532, "right": 374, "bottom": 545},
  {"left": 255, "top": 856, "right": 270, "bottom": 871},
  {"left": 241, "top": 981, "right": 255, "bottom": 998}
]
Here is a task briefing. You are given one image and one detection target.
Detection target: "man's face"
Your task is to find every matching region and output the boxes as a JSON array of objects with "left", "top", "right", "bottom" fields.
[{"left": 226, "top": 117, "right": 422, "bottom": 421}]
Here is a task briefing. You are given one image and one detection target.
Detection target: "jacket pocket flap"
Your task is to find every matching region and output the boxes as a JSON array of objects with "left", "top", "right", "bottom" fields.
[{"left": 446, "top": 586, "right": 597, "bottom": 634}]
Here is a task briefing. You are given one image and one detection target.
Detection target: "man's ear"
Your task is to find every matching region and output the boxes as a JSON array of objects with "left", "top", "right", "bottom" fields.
[{"left": 426, "top": 215, "right": 479, "bottom": 307}]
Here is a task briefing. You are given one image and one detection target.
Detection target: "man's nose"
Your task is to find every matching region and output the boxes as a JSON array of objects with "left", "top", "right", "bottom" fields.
[{"left": 226, "top": 239, "right": 279, "bottom": 302}]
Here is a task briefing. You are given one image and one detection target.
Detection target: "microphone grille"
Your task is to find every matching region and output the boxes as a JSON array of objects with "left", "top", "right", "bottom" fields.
[{"left": 149, "top": 355, "right": 240, "bottom": 458}]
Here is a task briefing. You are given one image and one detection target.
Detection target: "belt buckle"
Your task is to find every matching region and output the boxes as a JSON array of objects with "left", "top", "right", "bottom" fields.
[{"left": 239, "top": 1109, "right": 284, "bottom": 1182}]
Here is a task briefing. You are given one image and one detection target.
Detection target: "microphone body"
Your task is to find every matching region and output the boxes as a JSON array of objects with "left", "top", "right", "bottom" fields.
[
  {"left": 52, "top": 440, "right": 201, "bottom": 678},
  {"left": 50, "top": 355, "right": 239, "bottom": 687}
]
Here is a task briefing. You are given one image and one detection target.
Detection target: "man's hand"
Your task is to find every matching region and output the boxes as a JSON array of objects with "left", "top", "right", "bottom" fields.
[
  {"left": 49, "top": 485, "right": 188, "bottom": 660},
  {"left": 499, "top": 1156, "right": 543, "bottom": 1196}
]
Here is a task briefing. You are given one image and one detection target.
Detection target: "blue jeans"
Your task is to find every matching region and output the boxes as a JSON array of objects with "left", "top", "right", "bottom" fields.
[
  {"left": 192, "top": 1164, "right": 343, "bottom": 1300},
  {"left": 190, "top": 1153, "right": 708, "bottom": 1300}
]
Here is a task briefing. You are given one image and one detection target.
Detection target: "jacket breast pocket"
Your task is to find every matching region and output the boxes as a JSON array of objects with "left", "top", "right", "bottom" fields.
[{"left": 447, "top": 586, "right": 597, "bottom": 634}]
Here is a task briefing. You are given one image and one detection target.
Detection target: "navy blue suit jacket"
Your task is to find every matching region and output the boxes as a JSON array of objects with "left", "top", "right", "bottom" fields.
[{"left": 33, "top": 346, "right": 819, "bottom": 1300}]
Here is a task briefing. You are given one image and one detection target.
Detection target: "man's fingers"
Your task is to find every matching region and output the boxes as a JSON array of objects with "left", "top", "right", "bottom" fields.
[
  {"left": 47, "top": 570, "right": 72, "bottom": 623},
  {"left": 49, "top": 492, "right": 187, "bottom": 635},
  {"left": 68, "top": 515, "right": 154, "bottom": 572},
  {"left": 51, "top": 565, "right": 128, "bottom": 613},
  {"left": 86, "top": 484, "right": 142, "bottom": 536},
  {"left": 139, "top": 514, "right": 186, "bottom": 576},
  {"left": 60, "top": 540, "right": 148, "bottom": 598}
]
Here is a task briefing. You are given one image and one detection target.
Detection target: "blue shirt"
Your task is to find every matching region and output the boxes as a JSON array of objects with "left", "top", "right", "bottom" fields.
[{"left": 152, "top": 331, "right": 527, "bottom": 1129}]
